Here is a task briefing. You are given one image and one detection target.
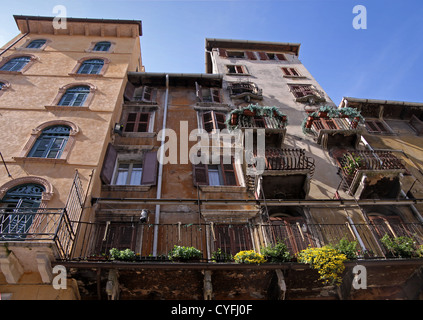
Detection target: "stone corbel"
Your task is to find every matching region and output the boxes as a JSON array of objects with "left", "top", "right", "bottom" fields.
[{"left": 0, "top": 247, "right": 24, "bottom": 284}]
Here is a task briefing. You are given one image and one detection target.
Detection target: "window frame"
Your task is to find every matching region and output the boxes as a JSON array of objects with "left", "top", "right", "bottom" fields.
[
  {"left": 27, "top": 126, "right": 70, "bottom": 159},
  {"left": 58, "top": 85, "right": 90, "bottom": 106},
  {"left": 0, "top": 55, "right": 37, "bottom": 74},
  {"left": 225, "top": 64, "right": 249, "bottom": 75},
  {"left": 70, "top": 57, "right": 110, "bottom": 77},
  {"left": 86, "top": 41, "right": 116, "bottom": 53},
  {"left": 112, "top": 161, "right": 143, "bottom": 186},
  {"left": 199, "top": 110, "right": 227, "bottom": 134},
  {"left": 123, "top": 111, "right": 152, "bottom": 133},
  {"left": 50, "top": 83, "right": 97, "bottom": 108},
  {"left": 193, "top": 158, "right": 239, "bottom": 187},
  {"left": 364, "top": 119, "right": 393, "bottom": 134}
]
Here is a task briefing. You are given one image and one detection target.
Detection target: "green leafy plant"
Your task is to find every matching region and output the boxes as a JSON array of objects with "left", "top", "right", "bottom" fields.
[
  {"left": 380, "top": 234, "right": 416, "bottom": 258},
  {"left": 416, "top": 244, "right": 423, "bottom": 258},
  {"left": 297, "top": 246, "right": 347, "bottom": 285},
  {"left": 234, "top": 250, "right": 266, "bottom": 264},
  {"left": 330, "top": 237, "right": 358, "bottom": 260},
  {"left": 168, "top": 245, "right": 203, "bottom": 261},
  {"left": 109, "top": 248, "right": 136, "bottom": 261},
  {"left": 211, "top": 248, "right": 233, "bottom": 262},
  {"left": 342, "top": 153, "right": 362, "bottom": 175},
  {"left": 260, "top": 241, "right": 292, "bottom": 263}
]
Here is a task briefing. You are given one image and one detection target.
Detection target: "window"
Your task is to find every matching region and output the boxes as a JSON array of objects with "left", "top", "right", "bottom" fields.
[
  {"left": 201, "top": 111, "right": 227, "bottom": 133},
  {"left": 0, "top": 56, "right": 31, "bottom": 72},
  {"left": 289, "top": 84, "right": 325, "bottom": 102},
  {"left": 227, "top": 51, "right": 245, "bottom": 58},
  {"left": 193, "top": 160, "right": 238, "bottom": 186},
  {"left": 195, "top": 82, "right": 221, "bottom": 103},
  {"left": 0, "top": 82, "right": 4, "bottom": 91},
  {"left": 58, "top": 85, "right": 90, "bottom": 106},
  {"left": 257, "top": 52, "right": 286, "bottom": 61},
  {"left": 282, "top": 67, "right": 300, "bottom": 77},
  {"left": 123, "top": 112, "right": 151, "bottom": 133},
  {"left": 365, "top": 119, "right": 391, "bottom": 134},
  {"left": 28, "top": 126, "right": 70, "bottom": 159},
  {"left": 100, "top": 144, "right": 158, "bottom": 186},
  {"left": 0, "top": 184, "right": 45, "bottom": 240},
  {"left": 77, "top": 59, "right": 104, "bottom": 75},
  {"left": 113, "top": 162, "right": 143, "bottom": 185},
  {"left": 93, "top": 41, "right": 111, "bottom": 52},
  {"left": 133, "top": 86, "right": 157, "bottom": 103},
  {"left": 226, "top": 65, "right": 247, "bottom": 75},
  {"left": 26, "top": 39, "right": 47, "bottom": 49}
]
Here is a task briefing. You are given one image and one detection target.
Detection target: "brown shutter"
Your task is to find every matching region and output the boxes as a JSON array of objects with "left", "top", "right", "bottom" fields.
[
  {"left": 124, "top": 81, "right": 135, "bottom": 101},
  {"left": 193, "top": 163, "right": 208, "bottom": 186},
  {"left": 258, "top": 52, "right": 269, "bottom": 60},
  {"left": 218, "top": 48, "right": 228, "bottom": 58},
  {"left": 203, "top": 111, "right": 215, "bottom": 133},
  {"left": 276, "top": 53, "right": 286, "bottom": 61},
  {"left": 141, "top": 150, "right": 158, "bottom": 185},
  {"left": 222, "top": 158, "right": 237, "bottom": 186},
  {"left": 215, "top": 112, "right": 226, "bottom": 130},
  {"left": 195, "top": 82, "right": 203, "bottom": 102},
  {"left": 282, "top": 67, "right": 290, "bottom": 75},
  {"left": 100, "top": 143, "right": 118, "bottom": 184},
  {"left": 211, "top": 89, "right": 221, "bottom": 103},
  {"left": 245, "top": 51, "right": 256, "bottom": 60}
]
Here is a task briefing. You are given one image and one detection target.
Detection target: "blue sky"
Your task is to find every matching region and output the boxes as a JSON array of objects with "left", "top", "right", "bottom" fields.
[{"left": 1, "top": 0, "right": 422, "bottom": 105}]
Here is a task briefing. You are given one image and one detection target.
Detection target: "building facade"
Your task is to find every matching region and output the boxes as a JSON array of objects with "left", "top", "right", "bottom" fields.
[{"left": 1, "top": 16, "right": 422, "bottom": 300}]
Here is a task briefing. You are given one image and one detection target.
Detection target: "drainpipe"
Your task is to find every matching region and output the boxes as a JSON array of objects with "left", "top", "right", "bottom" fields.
[
  {"left": 152, "top": 74, "right": 169, "bottom": 256},
  {"left": 0, "top": 18, "right": 30, "bottom": 57}
]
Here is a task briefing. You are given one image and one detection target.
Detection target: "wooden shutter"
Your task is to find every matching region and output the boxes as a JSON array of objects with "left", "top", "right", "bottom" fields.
[
  {"left": 141, "top": 150, "right": 158, "bottom": 185},
  {"left": 100, "top": 143, "right": 118, "bottom": 184},
  {"left": 276, "top": 53, "right": 286, "bottom": 61},
  {"left": 257, "top": 52, "right": 269, "bottom": 60},
  {"left": 203, "top": 111, "right": 215, "bottom": 133},
  {"left": 215, "top": 112, "right": 226, "bottom": 130},
  {"left": 365, "top": 120, "right": 389, "bottom": 134},
  {"left": 124, "top": 81, "right": 135, "bottom": 101},
  {"left": 211, "top": 89, "right": 221, "bottom": 103},
  {"left": 245, "top": 51, "right": 256, "bottom": 60},
  {"left": 195, "top": 82, "right": 203, "bottom": 101},
  {"left": 101, "top": 223, "right": 137, "bottom": 252},
  {"left": 193, "top": 163, "right": 208, "bottom": 186},
  {"left": 218, "top": 48, "right": 228, "bottom": 58},
  {"left": 221, "top": 158, "right": 237, "bottom": 186}
]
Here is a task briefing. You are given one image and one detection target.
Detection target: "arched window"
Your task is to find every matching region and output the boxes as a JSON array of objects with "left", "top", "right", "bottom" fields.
[
  {"left": 77, "top": 59, "right": 104, "bottom": 75},
  {"left": 0, "top": 82, "right": 5, "bottom": 90},
  {"left": 0, "top": 184, "right": 45, "bottom": 239},
  {"left": 58, "top": 85, "right": 90, "bottom": 106},
  {"left": 26, "top": 39, "right": 47, "bottom": 49},
  {"left": 0, "top": 56, "right": 31, "bottom": 72},
  {"left": 93, "top": 41, "right": 111, "bottom": 52},
  {"left": 28, "top": 125, "right": 70, "bottom": 159}
]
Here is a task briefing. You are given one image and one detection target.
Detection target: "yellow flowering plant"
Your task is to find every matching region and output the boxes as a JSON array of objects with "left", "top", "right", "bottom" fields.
[
  {"left": 234, "top": 250, "right": 266, "bottom": 264},
  {"left": 297, "top": 246, "right": 347, "bottom": 285}
]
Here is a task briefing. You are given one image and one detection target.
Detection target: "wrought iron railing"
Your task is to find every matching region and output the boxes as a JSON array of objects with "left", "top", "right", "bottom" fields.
[
  {"left": 0, "top": 208, "right": 76, "bottom": 259},
  {"left": 71, "top": 220, "right": 423, "bottom": 261}
]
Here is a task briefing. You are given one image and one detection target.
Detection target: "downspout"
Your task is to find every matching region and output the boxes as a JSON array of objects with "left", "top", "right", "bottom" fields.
[
  {"left": 0, "top": 18, "right": 30, "bottom": 57},
  {"left": 152, "top": 74, "right": 169, "bottom": 256}
]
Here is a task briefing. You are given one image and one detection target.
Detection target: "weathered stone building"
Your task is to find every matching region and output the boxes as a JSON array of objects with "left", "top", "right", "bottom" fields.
[{"left": 0, "top": 15, "right": 422, "bottom": 300}]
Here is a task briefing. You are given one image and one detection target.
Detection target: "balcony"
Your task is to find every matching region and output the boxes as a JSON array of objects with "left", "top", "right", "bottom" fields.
[
  {"left": 302, "top": 106, "right": 365, "bottom": 149},
  {"left": 333, "top": 149, "right": 406, "bottom": 198},
  {"left": 246, "top": 148, "right": 315, "bottom": 199},
  {"left": 227, "top": 82, "right": 263, "bottom": 102}
]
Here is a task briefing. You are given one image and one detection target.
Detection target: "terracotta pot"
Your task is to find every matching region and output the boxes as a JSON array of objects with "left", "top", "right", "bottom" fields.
[
  {"left": 231, "top": 113, "right": 238, "bottom": 125},
  {"left": 305, "top": 117, "right": 314, "bottom": 128},
  {"left": 243, "top": 109, "right": 255, "bottom": 116}
]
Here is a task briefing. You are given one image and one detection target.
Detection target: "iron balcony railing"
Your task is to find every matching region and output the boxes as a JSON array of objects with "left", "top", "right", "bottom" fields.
[
  {"left": 0, "top": 207, "right": 76, "bottom": 259},
  {"left": 71, "top": 220, "right": 423, "bottom": 262}
]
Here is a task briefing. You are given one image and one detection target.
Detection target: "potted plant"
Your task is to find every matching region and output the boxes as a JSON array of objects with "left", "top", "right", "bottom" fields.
[
  {"left": 109, "top": 248, "right": 136, "bottom": 261},
  {"left": 168, "top": 245, "right": 203, "bottom": 262},
  {"left": 380, "top": 234, "right": 417, "bottom": 258},
  {"left": 234, "top": 250, "right": 266, "bottom": 264},
  {"left": 261, "top": 241, "right": 292, "bottom": 263},
  {"left": 211, "top": 248, "right": 233, "bottom": 262}
]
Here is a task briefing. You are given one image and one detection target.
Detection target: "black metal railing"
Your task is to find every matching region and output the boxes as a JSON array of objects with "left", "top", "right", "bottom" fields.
[
  {"left": 71, "top": 220, "right": 423, "bottom": 261},
  {"left": 0, "top": 207, "right": 76, "bottom": 259}
]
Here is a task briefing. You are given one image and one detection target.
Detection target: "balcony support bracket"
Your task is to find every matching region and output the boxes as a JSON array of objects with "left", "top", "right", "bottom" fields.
[{"left": 0, "top": 247, "right": 24, "bottom": 284}]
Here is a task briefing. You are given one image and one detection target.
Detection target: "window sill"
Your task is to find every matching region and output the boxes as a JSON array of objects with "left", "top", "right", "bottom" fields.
[
  {"left": 45, "top": 105, "right": 90, "bottom": 111},
  {"left": 13, "top": 156, "right": 67, "bottom": 164},
  {"left": 68, "top": 73, "right": 104, "bottom": 78},
  {"left": 102, "top": 185, "right": 153, "bottom": 192},
  {"left": 226, "top": 73, "right": 250, "bottom": 76},
  {"left": 119, "top": 132, "right": 157, "bottom": 138},
  {"left": 0, "top": 70, "right": 22, "bottom": 75},
  {"left": 199, "top": 185, "right": 246, "bottom": 193},
  {"left": 283, "top": 75, "right": 307, "bottom": 79}
]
